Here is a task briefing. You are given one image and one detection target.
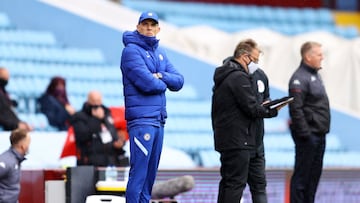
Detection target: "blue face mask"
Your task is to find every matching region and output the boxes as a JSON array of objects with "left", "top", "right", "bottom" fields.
[{"left": 248, "top": 62, "right": 259, "bottom": 74}]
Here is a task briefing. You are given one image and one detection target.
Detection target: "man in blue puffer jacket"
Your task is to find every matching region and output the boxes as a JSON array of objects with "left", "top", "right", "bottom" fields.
[{"left": 120, "top": 11, "right": 184, "bottom": 203}]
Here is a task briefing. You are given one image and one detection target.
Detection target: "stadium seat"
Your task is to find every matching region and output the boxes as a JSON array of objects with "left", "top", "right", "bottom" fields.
[
  {"left": 167, "top": 100, "right": 211, "bottom": 117},
  {"left": 0, "top": 30, "right": 57, "bottom": 46},
  {"left": 165, "top": 116, "right": 212, "bottom": 133},
  {"left": 0, "top": 44, "right": 105, "bottom": 64},
  {"left": 198, "top": 150, "right": 220, "bottom": 167},
  {"left": 0, "top": 12, "right": 11, "bottom": 28},
  {"left": 166, "top": 85, "right": 198, "bottom": 100}
]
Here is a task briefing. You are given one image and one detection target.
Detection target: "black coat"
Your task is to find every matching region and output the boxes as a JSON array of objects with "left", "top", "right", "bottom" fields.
[
  {"left": 70, "top": 103, "right": 125, "bottom": 166},
  {"left": 211, "top": 58, "right": 277, "bottom": 152},
  {"left": 0, "top": 91, "right": 20, "bottom": 131},
  {"left": 288, "top": 62, "right": 331, "bottom": 137},
  {"left": 251, "top": 68, "right": 271, "bottom": 155}
]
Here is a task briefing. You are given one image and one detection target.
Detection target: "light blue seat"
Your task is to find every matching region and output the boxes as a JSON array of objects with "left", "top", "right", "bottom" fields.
[
  {"left": 271, "top": 7, "right": 288, "bottom": 24},
  {"left": 198, "top": 150, "right": 220, "bottom": 167},
  {"left": 301, "top": 8, "right": 318, "bottom": 25},
  {"left": 166, "top": 85, "right": 198, "bottom": 100},
  {"left": 264, "top": 133, "right": 294, "bottom": 152},
  {"left": 265, "top": 151, "right": 294, "bottom": 168},
  {"left": 274, "top": 23, "right": 297, "bottom": 35},
  {"left": 164, "top": 133, "right": 213, "bottom": 154},
  {"left": 334, "top": 26, "right": 359, "bottom": 39},
  {"left": 7, "top": 76, "right": 39, "bottom": 97},
  {"left": 67, "top": 80, "right": 87, "bottom": 95},
  {"left": 165, "top": 116, "right": 212, "bottom": 133},
  {"left": 316, "top": 8, "right": 334, "bottom": 25},
  {"left": 285, "top": 8, "right": 303, "bottom": 24},
  {"left": 259, "top": 6, "right": 276, "bottom": 22},
  {"left": 0, "top": 30, "right": 57, "bottom": 46},
  {"left": 103, "top": 96, "right": 123, "bottom": 107},
  {"left": 0, "top": 12, "right": 11, "bottom": 28},
  {"left": 68, "top": 94, "right": 86, "bottom": 110},
  {"left": 324, "top": 151, "right": 360, "bottom": 167},
  {"left": 264, "top": 118, "right": 289, "bottom": 134},
  {"left": 167, "top": 100, "right": 211, "bottom": 117},
  {"left": 0, "top": 44, "right": 105, "bottom": 64},
  {"left": 326, "top": 134, "right": 343, "bottom": 151},
  {"left": 264, "top": 133, "right": 343, "bottom": 152}
]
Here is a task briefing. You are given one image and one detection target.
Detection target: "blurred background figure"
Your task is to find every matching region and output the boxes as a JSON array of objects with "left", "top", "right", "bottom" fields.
[
  {"left": 0, "top": 67, "right": 32, "bottom": 131},
  {"left": 37, "top": 76, "right": 76, "bottom": 131},
  {"left": 69, "top": 90, "right": 128, "bottom": 167},
  {"left": 0, "top": 128, "right": 31, "bottom": 203}
]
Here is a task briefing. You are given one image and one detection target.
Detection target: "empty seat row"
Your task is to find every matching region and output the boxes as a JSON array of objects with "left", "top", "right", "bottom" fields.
[
  {"left": 166, "top": 100, "right": 211, "bottom": 117},
  {"left": 0, "top": 29, "right": 57, "bottom": 46},
  {"left": 165, "top": 116, "right": 212, "bottom": 133},
  {"left": 17, "top": 113, "right": 57, "bottom": 131},
  {"left": 164, "top": 132, "right": 344, "bottom": 167},
  {"left": 164, "top": 14, "right": 357, "bottom": 38},
  {"left": 123, "top": 0, "right": 358, "bottom": 38},
  {"left": 123, "top": 0, "right": 334, "bottom": 25},
  {"left": 198, "top": 148, "right": 360, "bottom": 168},
  {"left": 264, "top": 133, "right": 343, "bottom": 152},
  {"left": 165, "top": 116, "right": 288, "bottom": 134},
  {"left": 164, "top": 133, "right": 213, "bottom": 154},
  {"left": 7, "top": 76, "right": 123, "bottom": 97},
  {"left": 2, "top": 60, "right": 121, "bottom": 81},
  {"left": 0, "top": 44, "right": 105, "bottom": 64}
]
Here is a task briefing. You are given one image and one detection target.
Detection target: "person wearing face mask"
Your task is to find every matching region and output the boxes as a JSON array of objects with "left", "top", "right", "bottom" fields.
[
  {"left": 212, "top": 39, "right": 281, "bottom": 203},
  {"left": 0, "top": 128, "right": 31, "bottom": 203},
  {"left": 69, "top": 90, "right": 128, "bottom": 167},
  {"left": 222, "top": 42, "right": 273, "bottom": 203},
  {"left": 37, "top": 76, "right": 76, "bottom": 131},
  {"left": 120, "top": 11, "right": 184, "bottom": 203},
  {"left": 0, "top": 67, "right": 32, "bottom": 131},
  {"left": 288, "top": 41, "right": 330, "bottom": 203}
]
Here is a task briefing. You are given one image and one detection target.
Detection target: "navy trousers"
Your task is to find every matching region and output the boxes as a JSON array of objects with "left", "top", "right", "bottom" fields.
[
  {"left": 125, "top": 125, "right": 164, "bottom": 203},
  {"left": 290, "top": 132, "right": 326, "bottom": 203}
]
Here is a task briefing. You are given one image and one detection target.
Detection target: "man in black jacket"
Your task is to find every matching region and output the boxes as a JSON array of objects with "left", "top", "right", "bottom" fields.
[
  {"left": 70, "top": 90, "right": 128, "bottom": 167},
  {"left": 288, "top": 41, "right": 330, "bottom": 203},
  {"left": 222, "top": 54, "right": 272, "bottom": 203},
  {"left": 0, "top": 67, "right": 31, "bottom": 131},
  {"left": 212, "top": 39, "right": 278, "bottom": 203}
]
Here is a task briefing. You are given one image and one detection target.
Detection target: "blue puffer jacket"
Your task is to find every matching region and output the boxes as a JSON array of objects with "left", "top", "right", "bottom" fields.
[{"left": 120, "top": 31, "right": 184, "bottom": 127}]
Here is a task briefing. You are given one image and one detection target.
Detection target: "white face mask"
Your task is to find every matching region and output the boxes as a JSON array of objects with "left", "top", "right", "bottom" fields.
[{"left": 248, "top": 62, "right": 259, "bottom": 74}]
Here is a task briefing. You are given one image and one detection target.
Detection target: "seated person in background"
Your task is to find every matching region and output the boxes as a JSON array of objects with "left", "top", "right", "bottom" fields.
[
  {"left": 38, "top": 76, "right": 76, "bottom": 131},
  {"left": 0, "top": 67, "right": 32, "bottom": 131},
  {"left": 69, "top": 90, "right": 128, "bottom": 167}
]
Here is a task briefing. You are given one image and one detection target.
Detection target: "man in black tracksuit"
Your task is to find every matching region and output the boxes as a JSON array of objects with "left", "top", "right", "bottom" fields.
[
  {"left": 223, "top": 56, "right": 272, "bottom": 203},
  {"left": 288, "top": 41, "right": 331, "bottom": 203},
  {"left": 212, "top": 39, "right": 278, "bottom": 203},
  {"left": 70, "top": 91, "right": 127, "bottom": 167}
]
